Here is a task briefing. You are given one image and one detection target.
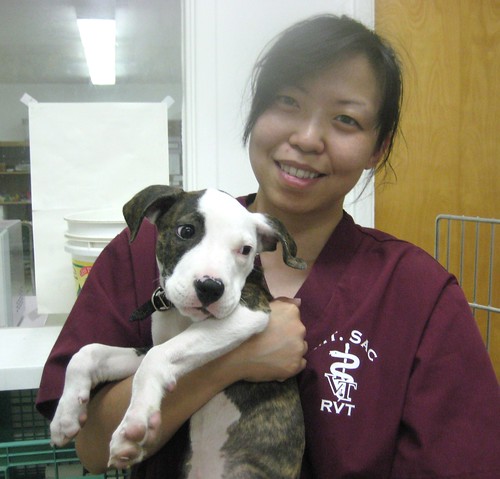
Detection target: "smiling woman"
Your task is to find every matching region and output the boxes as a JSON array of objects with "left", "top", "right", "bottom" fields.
[{"left": 34, "top": 13, "right": 500, "bottom": 479}]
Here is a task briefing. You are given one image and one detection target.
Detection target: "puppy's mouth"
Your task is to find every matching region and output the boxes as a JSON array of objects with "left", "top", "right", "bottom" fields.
[
  {"left": 179, "top": 305, "right": 215, "bottom": 321},
  {"left": 187, "top": 303, "right": 236, "bottom": 321},
  {"left": 196, "top": 306, "right": 214, "bottom": 318}
]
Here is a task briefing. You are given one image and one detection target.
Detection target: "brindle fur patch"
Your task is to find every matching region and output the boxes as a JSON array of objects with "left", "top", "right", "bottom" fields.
[
  {"left": 222, "top": 379, "right": 304, "bottom": 478},
  {"left": 154, "top": 192, "right": 206, "bottom": 278},
  {"left": 240, "top": 266, "right": 272, "bottom": 313}
]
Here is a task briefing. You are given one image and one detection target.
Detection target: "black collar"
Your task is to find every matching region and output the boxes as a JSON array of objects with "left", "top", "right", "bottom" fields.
[{"left": 130, "top": 286, "right": 174, "bottom": 322}]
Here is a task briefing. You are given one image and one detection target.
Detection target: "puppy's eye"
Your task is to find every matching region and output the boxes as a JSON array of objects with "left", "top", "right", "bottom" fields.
[
  {"left": 239, "top": 245, "right": 252, "bottom": 256},
  {"left": 176, "top": 224, "right": 196, "bottom": 240}
]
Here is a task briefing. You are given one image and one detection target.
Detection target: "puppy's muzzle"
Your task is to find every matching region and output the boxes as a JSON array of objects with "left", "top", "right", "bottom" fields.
[{"left": 194, "top": 276, "right": 225, "bottom": 306}]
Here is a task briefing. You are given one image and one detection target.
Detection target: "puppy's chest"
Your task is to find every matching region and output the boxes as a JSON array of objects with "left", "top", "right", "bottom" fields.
[
  {"left": 187, "top": 391, "right": 241, "bottom": 478},
  {"left": 151, "top": 310, "right": 192, "bottom": 344},
  {"left": 151, "top": 311, "right": 245, "bottom": 476}
]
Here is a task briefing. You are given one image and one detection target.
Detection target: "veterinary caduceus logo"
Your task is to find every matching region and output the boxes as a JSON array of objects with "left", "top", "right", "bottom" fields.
[
  {"left": 318, "top": 329, "right": 377, "bottom": 417},
  {"left": 324, "top": 343, "right": 359, "bottom": 415}
]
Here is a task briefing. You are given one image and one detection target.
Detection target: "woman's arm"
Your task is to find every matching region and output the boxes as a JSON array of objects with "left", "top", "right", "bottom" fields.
[{"left": 76, "top": 298, "right": 307, "bottom": 473}]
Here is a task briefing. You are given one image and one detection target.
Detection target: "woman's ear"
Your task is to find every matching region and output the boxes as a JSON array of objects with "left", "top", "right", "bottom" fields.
[{"left": 366, "top": 135, "right": 391, "bottom": 170}]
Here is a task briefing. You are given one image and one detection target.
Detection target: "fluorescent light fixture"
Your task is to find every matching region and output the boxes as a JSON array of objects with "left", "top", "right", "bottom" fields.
[{"left": 77, "top": 18, "right": 116, "bottom": 85}]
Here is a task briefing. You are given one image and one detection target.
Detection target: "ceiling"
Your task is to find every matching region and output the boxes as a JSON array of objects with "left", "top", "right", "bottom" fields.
[{"left": 0, "top": 0, "right": 182, "bottom": 85}]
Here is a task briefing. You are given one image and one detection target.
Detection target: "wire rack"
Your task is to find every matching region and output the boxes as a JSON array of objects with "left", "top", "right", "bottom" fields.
[
  {"left": 1, "top": 439, "right": 82, "bottom": 479},
  {"left": 0, "top": 389, "right": 129, "bottom": 479},
  {"left": 435, "top": 214, "right": 500, "bottom": 353}
]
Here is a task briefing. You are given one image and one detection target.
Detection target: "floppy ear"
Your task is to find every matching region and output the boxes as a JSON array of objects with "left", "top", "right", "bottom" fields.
[
  {"left": 123, "top": 185, "right": 184, "bottom": 242},
  {"left": 255, "top": 213, "right": 307, "bottom": 271}
]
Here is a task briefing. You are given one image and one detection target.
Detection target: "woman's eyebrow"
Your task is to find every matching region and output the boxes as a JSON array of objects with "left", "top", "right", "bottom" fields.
[
  {"left": 334, "top": 98, "right": 380, "bottom": 117},
  {"left": 335, "top": 98, "right": 368, "bottom": 107}
]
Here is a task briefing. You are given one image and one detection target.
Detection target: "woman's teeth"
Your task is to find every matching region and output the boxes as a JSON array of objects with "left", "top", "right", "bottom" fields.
[{"left": 279, "top": 163, "right": 321, "bottom": 179}]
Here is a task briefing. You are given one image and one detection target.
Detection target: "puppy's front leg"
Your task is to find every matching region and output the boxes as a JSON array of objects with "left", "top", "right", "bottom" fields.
[
  {"left": 108, "top": 306, "right": 269, "bottom": 469},
  {"left": 50, "top": 344, "right": 146, "bottom": 447}
]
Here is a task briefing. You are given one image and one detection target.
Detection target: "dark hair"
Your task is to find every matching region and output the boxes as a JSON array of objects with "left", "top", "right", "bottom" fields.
[{"left": 243, "top": 15, "right": 403, "bottom": 173}]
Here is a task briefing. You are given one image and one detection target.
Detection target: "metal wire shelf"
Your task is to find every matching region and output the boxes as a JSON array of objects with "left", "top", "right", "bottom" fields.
[{"left": 435, "top": 214, "right": 499, "bottom": 352}]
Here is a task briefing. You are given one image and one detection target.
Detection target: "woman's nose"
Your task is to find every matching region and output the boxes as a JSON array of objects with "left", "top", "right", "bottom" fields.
[{"left": 289, "top": 117, "right": 325, "bottom": 154}]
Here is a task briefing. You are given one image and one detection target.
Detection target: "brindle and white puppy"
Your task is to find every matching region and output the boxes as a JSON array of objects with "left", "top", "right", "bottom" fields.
[{"left": 50, "top": 185, "right": 306, "bottom": 478}]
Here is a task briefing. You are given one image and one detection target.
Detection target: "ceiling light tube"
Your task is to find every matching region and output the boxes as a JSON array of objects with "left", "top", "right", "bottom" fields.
[{"left": 77, "top": 18, "right": 116, "bottom": 85}]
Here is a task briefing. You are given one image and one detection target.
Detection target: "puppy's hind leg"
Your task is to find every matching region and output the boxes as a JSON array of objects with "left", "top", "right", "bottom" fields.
[{"left": 50, "top": 344, "right": 145, "bottom": 447}]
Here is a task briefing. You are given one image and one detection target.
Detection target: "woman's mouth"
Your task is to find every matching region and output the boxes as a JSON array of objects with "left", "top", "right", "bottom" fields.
[{"left": 277, "top": 162, "right": 322, "bottom": 180}]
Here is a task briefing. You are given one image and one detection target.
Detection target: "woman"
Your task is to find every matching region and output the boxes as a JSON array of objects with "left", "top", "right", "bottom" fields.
[{"left": 37, "top": 15, "right": 500, "bottom": 478}]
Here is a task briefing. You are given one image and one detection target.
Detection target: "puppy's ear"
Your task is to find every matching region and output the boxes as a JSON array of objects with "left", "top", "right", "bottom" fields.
[
  {"left": 123, "top": 185, "right": 184, "bottom": 242},
  {"left": 255, "top": 214, "right": 307, "bottom": 270}
]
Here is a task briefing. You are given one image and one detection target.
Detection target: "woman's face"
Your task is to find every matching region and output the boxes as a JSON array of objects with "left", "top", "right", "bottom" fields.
[{"left": 249, "top": 54, "right": 384, "bottom": 219}]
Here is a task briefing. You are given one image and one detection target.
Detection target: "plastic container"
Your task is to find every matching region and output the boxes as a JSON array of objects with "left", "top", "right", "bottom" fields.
[{"left": 64, "top": 209, "right": 126, "bottom": 293}]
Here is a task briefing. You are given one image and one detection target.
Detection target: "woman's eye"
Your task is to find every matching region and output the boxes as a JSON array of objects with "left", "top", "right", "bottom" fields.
[
  {"left": 276, "top": 95, "right": 299, "bottom": 108},
  {"left": 335, "top": 114, "right": 360, "bottom": 128},
  {"left": 176, "top": 224, "right": 196, "bottom": 239},
  {"left": 239, "top": 245, "right": 252, "bottom": 256}
]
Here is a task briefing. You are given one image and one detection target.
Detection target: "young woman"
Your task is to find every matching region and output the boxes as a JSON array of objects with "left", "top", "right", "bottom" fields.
[{"left": 36, "top": 15, "right": 500, "bottom": 478}]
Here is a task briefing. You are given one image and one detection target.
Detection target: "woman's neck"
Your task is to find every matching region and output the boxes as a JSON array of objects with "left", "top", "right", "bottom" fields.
[
  {"left": 247, "top": 191, "right": 344, "bottom": 298},
  {"left": 248, "top": 191, "right": 344, "bottom": 264}
]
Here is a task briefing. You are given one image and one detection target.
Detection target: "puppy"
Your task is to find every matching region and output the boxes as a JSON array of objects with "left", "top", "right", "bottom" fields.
[{"left": 50, "top": 185, "right": 306, "bottom": 478}]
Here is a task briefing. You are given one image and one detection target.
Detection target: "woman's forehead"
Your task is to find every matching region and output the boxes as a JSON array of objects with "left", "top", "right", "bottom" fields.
[{"left": 285, "top": 55, "right": 382, "bottom": 110}]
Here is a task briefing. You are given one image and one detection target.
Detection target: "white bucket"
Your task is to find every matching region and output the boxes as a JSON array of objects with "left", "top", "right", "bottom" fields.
[{"left": 64, "top": 208, "right": 126, "bottom": 293}]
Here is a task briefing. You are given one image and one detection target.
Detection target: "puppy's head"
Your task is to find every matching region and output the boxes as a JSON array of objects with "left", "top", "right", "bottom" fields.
[{"left": 124, "top": 185, "right": 306, "bottom": 321}]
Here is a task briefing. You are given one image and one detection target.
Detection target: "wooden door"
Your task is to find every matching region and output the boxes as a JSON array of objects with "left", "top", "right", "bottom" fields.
[{"left": 375, "top": 0, "right": 500, "bottom": 376}]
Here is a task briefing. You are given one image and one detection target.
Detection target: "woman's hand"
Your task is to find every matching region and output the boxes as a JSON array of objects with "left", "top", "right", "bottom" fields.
[{"left": 223, "top": 297, "right": 308, "bottom": 383}]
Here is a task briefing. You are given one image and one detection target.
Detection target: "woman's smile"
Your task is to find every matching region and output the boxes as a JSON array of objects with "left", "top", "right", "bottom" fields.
[{"left": 278, "top": 161, "right": 322, "bottom": 180}]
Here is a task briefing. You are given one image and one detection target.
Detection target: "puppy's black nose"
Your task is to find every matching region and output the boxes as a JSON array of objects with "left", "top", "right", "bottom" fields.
[{"left": 194, "top": 277, "right": 225, "bottom": 306}]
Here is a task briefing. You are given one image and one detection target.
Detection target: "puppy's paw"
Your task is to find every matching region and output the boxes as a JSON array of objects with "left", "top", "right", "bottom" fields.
[
  {"left": 108, "top": 409, "right": 161, "bottom": 469},
  {"left": 50, "top": 391, "right": 90, "bottom": 446}
]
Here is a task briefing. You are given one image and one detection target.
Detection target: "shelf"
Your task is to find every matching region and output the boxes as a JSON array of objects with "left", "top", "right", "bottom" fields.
[
  {"left": 0, "top": 141, "right": 29, "bottom": 147},
  {"left": 0, "top": 326, "right": 62, "bottom": 391},
  {"left": 0, "top": 141, "right": 32, "bottom": 222},
  {"left": 0, "top": 201, "right": 31, "bottom": 206}
]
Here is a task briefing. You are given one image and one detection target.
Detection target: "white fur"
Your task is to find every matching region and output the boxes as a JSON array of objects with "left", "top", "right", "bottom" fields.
[{"left": 50, "top": 344, "right": 145, "bottom": 445}]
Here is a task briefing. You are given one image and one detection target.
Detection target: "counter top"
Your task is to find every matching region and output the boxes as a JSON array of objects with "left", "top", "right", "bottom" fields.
[{"left": 0, "top": 326, "right": 62, "bottom": 391}]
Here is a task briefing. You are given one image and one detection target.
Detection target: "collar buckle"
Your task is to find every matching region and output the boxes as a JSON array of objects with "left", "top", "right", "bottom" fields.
[
  {"left": 130, "top": 286, "right": 173, "bottom": 322},
  {"left": 151, "top": 286, "right": 172, "bottom": 312}
]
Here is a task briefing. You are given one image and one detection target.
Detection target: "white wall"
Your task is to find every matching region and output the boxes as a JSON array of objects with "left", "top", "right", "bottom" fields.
[{"left": 182, "top": 0, "right": 375, "bottom": 225}]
